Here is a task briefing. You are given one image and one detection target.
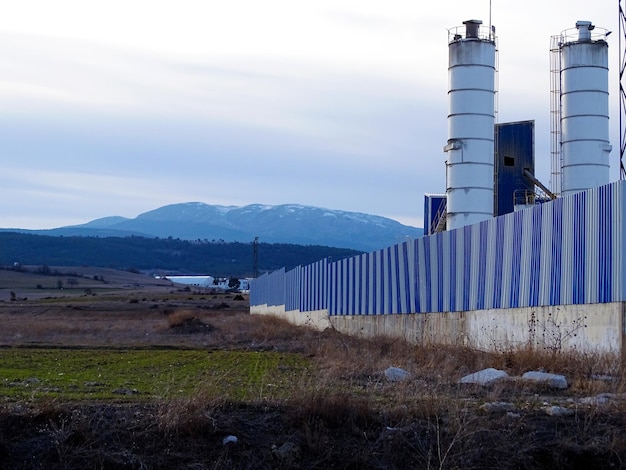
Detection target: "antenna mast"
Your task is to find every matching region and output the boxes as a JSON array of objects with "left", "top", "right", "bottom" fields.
[
  {"left": 619, "top": 0, "right": 626, "bottom": 180},
  {"left": 489, "top": 0, "right": 492, "bottom": 40}
]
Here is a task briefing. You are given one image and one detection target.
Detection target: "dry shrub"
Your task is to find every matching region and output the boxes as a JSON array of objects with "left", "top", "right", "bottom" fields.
[
  {"left": 156, "top": 393, "right": 223, "bottom": 435},
  {"left": 166, "top": 309, "right": 197, "bottom": 328},
  {"left": 310, "top": 332, "right": 403, "bottom": 374},
  {"left": 288, "top": 391, "right": 373, "bottom": 430},
  {"left": 307, "top": 334, "right": 493, "bottom": 391},
  {"left": 496, "top": 346, "right": 577, "bottom": 375},
  {"left": 491, "top": 346, "right": 622, "bottom": 393},
  {"left": 249, "top": 314, "right": 308, "bottom": 342},
  {"left": 410, "top": 343, "right": 493, "bottom": 379},
  {"left": 287, "top": 328, "right": 626, "bottom": 409}
]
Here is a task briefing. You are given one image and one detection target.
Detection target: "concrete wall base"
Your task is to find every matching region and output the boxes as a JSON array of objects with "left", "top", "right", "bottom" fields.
[
  {"left": 330, "top": 303, "right": 623, "bottom": 353},
  {"left": 252, "top": 302, "right": 625, "bottom": 353},
  {"left": 250, "top": 305, "right": 331, "bottom": 330}
]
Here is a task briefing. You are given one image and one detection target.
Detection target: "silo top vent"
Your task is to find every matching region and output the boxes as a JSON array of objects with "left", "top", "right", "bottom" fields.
[
  {"left": 576, "top": 21, "right": 594, "bottom": 41},
  {"left": 463, "top": 19, "right": 482, "bottom": 39}
]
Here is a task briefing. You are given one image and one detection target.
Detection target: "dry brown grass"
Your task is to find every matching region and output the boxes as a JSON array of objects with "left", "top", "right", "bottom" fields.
[{"left": 165, "top": 309, "right": 197, "bottom": 328}]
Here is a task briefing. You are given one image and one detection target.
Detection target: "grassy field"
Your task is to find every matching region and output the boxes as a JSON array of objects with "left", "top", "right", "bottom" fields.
[
  {"left": 0, "top": 268, "right": 625, "bottom": 468},
  {"left": 0, "top": 349, "right": 309, "bottom": 401}
]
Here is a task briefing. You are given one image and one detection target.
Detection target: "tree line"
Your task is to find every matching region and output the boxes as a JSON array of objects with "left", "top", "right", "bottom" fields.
[{"left": 0, "top": 232, "right": 361, "bottom": 277}]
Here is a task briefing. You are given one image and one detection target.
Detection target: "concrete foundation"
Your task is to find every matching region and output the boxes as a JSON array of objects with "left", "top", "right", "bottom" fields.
[
  {"left": 251, "top": 305, "right": 332, "bottom": 331},
  {"left": 251, "top": 302, "right": 625, "bottom": 353}
]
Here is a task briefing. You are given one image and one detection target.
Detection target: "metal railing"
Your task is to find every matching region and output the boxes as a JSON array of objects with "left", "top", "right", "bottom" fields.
[
  {"left": 447, "top": 24, "right": 495, "bottom": 43},
  {"left": 556, "top": 25, "right": 611, "bottom": 46}
]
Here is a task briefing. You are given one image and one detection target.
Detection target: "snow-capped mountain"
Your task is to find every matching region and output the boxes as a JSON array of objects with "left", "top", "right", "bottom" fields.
[{"left": 17, "top": 203, "right": 424, "bottom": 252}]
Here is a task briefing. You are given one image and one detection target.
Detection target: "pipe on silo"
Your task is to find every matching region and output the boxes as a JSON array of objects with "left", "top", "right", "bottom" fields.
[
  {"left": 444, "top": 20, "right": 496, "bottom": 230},
  {"left": 560, "top": 21, "right": 611, "bottom": 196}
]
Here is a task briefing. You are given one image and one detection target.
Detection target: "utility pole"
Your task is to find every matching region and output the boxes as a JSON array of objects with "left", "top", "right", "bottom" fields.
[{"left": 252, "top": 236, "right": 259, "bottom": 278}]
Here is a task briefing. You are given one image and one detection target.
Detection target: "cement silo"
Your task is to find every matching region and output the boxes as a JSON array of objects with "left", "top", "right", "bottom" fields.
[
  {"left": 444, "top": 20, "right": 496, "bottom": 230},
  {"left": 560, "top": 21, "right": 611, "bottom": 196}
]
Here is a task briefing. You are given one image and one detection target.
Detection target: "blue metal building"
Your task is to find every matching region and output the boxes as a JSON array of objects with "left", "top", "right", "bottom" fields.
[{"left": 494, "top": 121, "right": 536, "bottom": 216}]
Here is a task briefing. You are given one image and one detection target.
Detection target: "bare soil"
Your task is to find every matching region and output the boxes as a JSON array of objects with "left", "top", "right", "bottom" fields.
[{"left": 0, "top": 270, "right": 625, "bottom": 469}]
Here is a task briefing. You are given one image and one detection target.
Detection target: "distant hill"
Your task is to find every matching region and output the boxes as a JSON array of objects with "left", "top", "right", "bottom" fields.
[{"left": 6, "top": 203, "right": 423, "bottom": 252}]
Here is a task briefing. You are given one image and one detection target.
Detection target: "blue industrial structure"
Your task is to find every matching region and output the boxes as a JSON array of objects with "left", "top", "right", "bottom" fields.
[
  {"left": 494, "top": 121, "right": 536, "bottom": 216},
  {"left": 250, "top": 18, "right": 620, "bottom": 351},
  {"left": 426, "top": 120, "right": 538, "bottom": 233}
]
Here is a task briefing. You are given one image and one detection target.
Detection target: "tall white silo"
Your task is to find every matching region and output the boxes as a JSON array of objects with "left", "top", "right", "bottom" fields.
[
  {"left": 560, "top": 21, "right": 611, "bottom": 196},
  {"left": 444, "top": 19, "right": 496, "bottom": 230}
]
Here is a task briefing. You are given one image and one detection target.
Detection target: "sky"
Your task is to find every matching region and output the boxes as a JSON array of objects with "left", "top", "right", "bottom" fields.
[{"left": 0, "top": 1, "right": 620, "bottom": 229}]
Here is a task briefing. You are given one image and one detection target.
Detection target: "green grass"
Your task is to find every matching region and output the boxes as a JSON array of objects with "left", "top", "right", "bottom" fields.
[{"left": 0, "top": 348, "right": 310, "bottom": 401}]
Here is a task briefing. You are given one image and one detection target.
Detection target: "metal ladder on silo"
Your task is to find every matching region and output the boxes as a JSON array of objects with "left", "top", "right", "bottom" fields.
[
  {"left": 550, "top": 35, "right": 563, "bottom": 197},
  {"left": 430, "top": 199, "right": 447, "bottom": 234}
]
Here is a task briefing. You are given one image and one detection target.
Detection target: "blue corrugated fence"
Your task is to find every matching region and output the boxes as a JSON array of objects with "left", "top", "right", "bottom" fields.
[{"left": 250, "top": 181, "right": 626, "bottom": 314}]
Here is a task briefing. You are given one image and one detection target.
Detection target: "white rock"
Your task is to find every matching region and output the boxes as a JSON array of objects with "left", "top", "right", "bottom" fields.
[
  {"left": 222, "top": 435, "right": 238, "bottom": 445},
  {"left": 459, "top": 368, "right": 509, "bottom": 386},
  {"left": 271, "top": 441, "right": 301, "bottom": 464},
  {"left": 521, "top": 371, "right": 568, "bottom": 389},
  {"left": 384, "top": 366, "right": 410, "bottom": 382},
  {"left": 591, "top": 374, "right": 617, "bottom": 382},
  {"left": 579, "top": 393, "right": 614, "bottom": 406},
  {"left": 544, "top": 406, "right": 574, "bottom": 417},
  {"left": 480, "top": 401, "right": 516, "bottom": 413}
]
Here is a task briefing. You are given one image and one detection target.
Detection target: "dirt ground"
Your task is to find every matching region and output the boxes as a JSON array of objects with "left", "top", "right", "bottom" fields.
[{"left": 0, "top": 285, "right": 625, "bottom": 469}]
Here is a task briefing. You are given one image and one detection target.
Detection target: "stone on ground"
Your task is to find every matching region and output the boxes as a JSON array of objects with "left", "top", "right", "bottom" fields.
[
  {"left": 544, "top": 405, "right": 574, "bottom": 417},
  {"left": 480, "top": 401, "right": 516, "bottom": 413},
  {"left": 384, "top": 366, "right": 410, "bottom": 382},
  {"left": 521, "top": 371, "right": 568, "bottom": 389},
  {"left": 459, "top": 368, "right": 508, "bottom": 386}
]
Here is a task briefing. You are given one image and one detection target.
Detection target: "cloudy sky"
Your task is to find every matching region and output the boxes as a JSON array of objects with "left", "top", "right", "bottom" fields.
[{"left": 0, "top": 1, "right": 619, "bottom": 229}]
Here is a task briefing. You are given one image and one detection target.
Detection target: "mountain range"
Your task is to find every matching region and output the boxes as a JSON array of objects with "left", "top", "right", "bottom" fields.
[{"left": 7, "top": 203, "right": 423, "bottom": 252}]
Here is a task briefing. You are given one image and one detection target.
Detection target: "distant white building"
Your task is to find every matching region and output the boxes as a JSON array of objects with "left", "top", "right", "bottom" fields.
[
  {"left": 239, "top": 278, "right": 250, "bottom": 292},
  {"left": 165, "top": 275, "right": 214, "bottom": 287},
  {"left": 164, "top": 275, "right": 250, "bottom": 292}
]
